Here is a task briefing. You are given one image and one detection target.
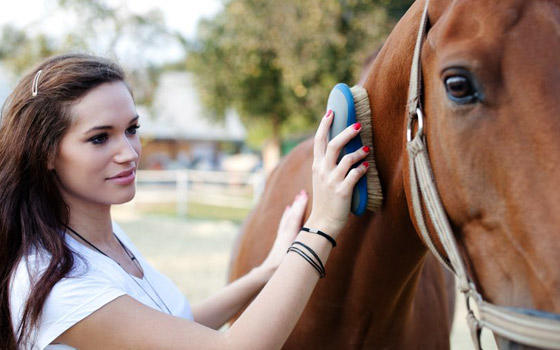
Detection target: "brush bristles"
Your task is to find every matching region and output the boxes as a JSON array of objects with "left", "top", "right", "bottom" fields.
[{"left": 350, "top": 85, "right": 383, "bottom": 212}]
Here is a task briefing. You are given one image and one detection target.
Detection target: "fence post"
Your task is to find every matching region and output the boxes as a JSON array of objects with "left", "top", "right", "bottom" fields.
[
  {"left": 251, "top": 171, "right": 266, "bottom": 205},
  {"left": 176, "top": 169, "right": 189, "bottom": 216}
]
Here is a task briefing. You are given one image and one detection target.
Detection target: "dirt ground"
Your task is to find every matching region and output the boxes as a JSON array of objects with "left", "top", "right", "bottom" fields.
[{"left": 114, "top": 212, "right": 497, "bottom": 349}]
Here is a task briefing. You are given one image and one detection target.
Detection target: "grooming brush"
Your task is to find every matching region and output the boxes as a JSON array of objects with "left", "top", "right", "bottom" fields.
[{"left": 326, "top": 83, "right": 383, "bottom": 215}]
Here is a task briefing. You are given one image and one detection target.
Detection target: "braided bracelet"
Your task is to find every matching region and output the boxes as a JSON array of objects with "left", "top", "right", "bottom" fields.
[{"left": 301, "top": 226, "right": 336, "bottom": 247}]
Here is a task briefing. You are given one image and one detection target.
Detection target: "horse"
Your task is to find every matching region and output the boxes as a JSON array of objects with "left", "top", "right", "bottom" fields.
[{"left": 230, "top": 0, "right": 560, "bottom": 348}]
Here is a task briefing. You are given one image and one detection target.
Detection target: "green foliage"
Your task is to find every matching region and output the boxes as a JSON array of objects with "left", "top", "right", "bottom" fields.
[
  {"left": 377, "top": 0, "right": 415, "bottom": 19},
  {"left": 0, "top": 25, "right": 59, "bottom": 76},
  {"left": 0, "top": 0, "right": 414, "bottom": 142},
  {"left": 187, "top": 0, "right": 413, "bottom": 145}
]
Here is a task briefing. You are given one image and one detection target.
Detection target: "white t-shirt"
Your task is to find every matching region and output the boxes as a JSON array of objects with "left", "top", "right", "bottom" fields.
[{"left": 10, "top": 222, "right": 193, "bottom": 350}]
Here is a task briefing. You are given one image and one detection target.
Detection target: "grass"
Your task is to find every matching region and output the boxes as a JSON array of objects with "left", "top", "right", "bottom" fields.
[
  {"left": 127, "top": 202, "right": 252, "bottom": 222},
  {"left": 115, "top": 214, "right": 239, "bottom": 304}
]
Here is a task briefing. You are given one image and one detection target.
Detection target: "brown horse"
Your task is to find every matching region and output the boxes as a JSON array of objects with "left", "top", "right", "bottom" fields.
[{"left": 230, "top": 0, "right": 560, "bottom": 348}]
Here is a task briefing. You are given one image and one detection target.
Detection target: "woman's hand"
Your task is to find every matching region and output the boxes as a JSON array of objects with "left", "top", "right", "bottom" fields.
[
  {"left": 190, "top": 192, "right": 308, "bottom": 330},
  {"left": 305, "top": 109, "right": 369, "bottom": 237},
  {"left": 260, "top": 191, "right": 309, "bottom": 271}
]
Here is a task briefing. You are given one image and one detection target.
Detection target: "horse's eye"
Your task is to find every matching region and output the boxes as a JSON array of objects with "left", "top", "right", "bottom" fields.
[{"left": 444, "top": 75, "right": 479, "bottom": 104}]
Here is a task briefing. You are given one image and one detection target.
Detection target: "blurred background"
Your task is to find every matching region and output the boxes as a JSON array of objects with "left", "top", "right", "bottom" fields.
[{"left": 0, "top": 0, "right": 495, "bottom": 348}]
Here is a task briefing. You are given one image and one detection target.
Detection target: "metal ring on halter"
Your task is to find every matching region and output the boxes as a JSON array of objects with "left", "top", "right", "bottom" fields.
[
  {"left": 406, "top": 107, "right": 425, "bottom": 142},
  {"left": 31, "top": 69, "right": 43, "bottom": 97}
]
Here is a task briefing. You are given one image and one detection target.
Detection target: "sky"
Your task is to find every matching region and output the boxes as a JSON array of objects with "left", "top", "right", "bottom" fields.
[
  {"left": 0, "top": 0, "right": 223, "bottom": 63},
  {"left": 0, "top": 0, "right": 222, "bottom": 38},
  {"left": 0, "top": 0, "right": 223, "bottom": 100}
]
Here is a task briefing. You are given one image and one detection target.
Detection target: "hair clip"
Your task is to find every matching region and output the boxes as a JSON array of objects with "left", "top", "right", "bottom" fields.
[{"left": 31, "top": 70, "right": 43, "bottom": 97}]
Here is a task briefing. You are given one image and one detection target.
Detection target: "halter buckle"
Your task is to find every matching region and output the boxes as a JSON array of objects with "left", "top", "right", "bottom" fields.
[{"left": 406, "top": 107, "right": 424, "bottom": 142}]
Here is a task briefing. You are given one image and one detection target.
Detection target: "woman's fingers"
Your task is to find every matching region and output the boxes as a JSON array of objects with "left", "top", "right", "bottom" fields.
[
  {"left": 264, "top": 190, "right": 309, "bottom": 269},
  {"left": 277, "top": 205, "right": 292, "bottom": 232},
  {"left": 308, "top": 109, "right": 369, "bottom": 236},
  {"left": 324, "top": 122, "right": 362, "bottom": 168},
  {"left": 341, "top": 161, "right": 369, "bottom": 191},
  {"left": 290, "top": 191, "right": 308, "bottom": 219},
  {"left": 277, "top": 191, "right": 308, "bottom": 240},
  {"left": 313, "top": 110, "right": 334, "bottom": 163},
  {"left": 285, "top": 193, "right": 308, "bottom": 239},
  {"left": 332, "top": 146, "right": 369, "bottom": 181}
]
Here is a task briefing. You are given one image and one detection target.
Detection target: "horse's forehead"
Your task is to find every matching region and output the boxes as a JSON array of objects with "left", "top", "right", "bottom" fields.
[{"left": 429, "top": 0, "right": 559, "bottom": 52}]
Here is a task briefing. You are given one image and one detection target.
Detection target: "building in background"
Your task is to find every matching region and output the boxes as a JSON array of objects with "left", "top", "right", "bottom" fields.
[{"left": 138, "top": 72, "right": 257, "bottom": 171}]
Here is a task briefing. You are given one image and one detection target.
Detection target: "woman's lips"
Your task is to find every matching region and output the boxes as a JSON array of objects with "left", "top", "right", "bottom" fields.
[{"left": 106, "top": 169, "right": 135, "bottom": 185}]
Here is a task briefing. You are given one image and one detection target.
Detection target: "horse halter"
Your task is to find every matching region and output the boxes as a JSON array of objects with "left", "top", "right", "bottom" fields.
[{"left": 406, "top": 1, "right": 560, "bottom": 349}]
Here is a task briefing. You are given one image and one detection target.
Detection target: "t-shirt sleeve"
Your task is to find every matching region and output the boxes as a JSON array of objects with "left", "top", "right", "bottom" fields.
[
  {"left": 35, "top": 273, "right": 126, "bottom": 349},
  {"left": 10, "top": 253, "right": 127, "bottom": 350}
]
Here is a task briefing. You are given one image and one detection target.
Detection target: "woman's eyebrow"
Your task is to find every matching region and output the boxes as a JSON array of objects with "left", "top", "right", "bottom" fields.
[{"left": 83, "top": 115, "right": 139, "bottom": 134}]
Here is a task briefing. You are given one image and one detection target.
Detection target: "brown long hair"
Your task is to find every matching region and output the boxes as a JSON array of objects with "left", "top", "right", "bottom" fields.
[{"left": 0, "top": 53, "right": 126, "bottom": 348}]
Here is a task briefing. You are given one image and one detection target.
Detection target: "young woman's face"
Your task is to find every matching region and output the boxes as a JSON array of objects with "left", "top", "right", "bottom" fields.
[{"left": 52, "top": 81, "right": 141, "bottom": 207}]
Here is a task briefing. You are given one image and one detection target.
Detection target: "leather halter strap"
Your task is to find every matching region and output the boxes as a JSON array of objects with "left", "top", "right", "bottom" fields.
[{"left": 406, "top": 0, "right": 560, "bottom": 348}]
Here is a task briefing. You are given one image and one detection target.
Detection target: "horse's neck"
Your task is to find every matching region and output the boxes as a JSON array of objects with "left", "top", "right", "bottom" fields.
[{"left": 347, "top": 0, "right": 432, "bottom": 331}]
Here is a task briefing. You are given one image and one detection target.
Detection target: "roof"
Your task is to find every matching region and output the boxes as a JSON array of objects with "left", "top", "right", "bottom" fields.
[{"left": 139, "top": 71, "right": 246, "bottom": 142}]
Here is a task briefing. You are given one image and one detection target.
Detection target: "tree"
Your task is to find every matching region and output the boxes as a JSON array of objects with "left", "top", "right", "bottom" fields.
[
  {"left": 0, "top": 25, "right": 58, "bottom": 78},
  {"left": 187, "top": 0, "right": 414, "bottom": 160},
  {"left": 0, "top": 0, "right": 176, "bottom": 106}
]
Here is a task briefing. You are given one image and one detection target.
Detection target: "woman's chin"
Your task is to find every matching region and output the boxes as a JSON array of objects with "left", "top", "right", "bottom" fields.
[{"left": 111, "top": 189, "right": 136, "bottom": 205}]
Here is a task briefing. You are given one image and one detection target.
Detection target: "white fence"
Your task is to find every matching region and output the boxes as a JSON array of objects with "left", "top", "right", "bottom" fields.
[{"left": 131, "top": 169, "right": 266, "bottom": 215}]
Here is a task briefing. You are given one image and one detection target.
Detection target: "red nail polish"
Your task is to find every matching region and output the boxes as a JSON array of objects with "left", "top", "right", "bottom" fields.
[
  {"left": 325, "top": 110, "right": 332, "bottom": 118},
  {"left": 353, "top": 122, "right": 361, "bottom": 130},
  {"left": 362, "top": 146, "right": 370, "bottom": 153},
  {"left": 363, "top": 161, "right": 369, "bottom": 168}
]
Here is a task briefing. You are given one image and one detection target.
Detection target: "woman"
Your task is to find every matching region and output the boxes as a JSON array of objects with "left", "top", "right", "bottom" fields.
[{"left": 0, "top": 54, "right": 369, "bottom": 349}]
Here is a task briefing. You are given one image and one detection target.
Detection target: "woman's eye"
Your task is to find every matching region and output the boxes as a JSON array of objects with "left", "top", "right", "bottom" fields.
[
  {"left": 444, "top": 75, "right": 479, "bottom": 104},
  {"left": 89, "top": 133, "right": 108, "bottom": 145},
  {"left": 126, "top": 124, "right": 140, "bottom": 135}
]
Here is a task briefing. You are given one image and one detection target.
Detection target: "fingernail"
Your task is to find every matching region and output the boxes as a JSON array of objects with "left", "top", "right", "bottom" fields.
[
  {"left": 362, "top": 146, "right": 370, "bottom": 153},
  {"left": 300, "top": 189, "right": 306, "bottom": 196},
  {"left": 325, "top": 110, "right": 333, "bottom": 118},
  {"left": 353, "top": 122, "right": 361, "bottom": 130},
  {"left": 363, "top": 161, "right": 369, "bottom": 168}
]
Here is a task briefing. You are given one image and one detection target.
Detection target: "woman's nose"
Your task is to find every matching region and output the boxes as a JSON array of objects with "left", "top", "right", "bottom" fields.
[{"left": 114, "top": 135, "right": 139, "bottom": 164}]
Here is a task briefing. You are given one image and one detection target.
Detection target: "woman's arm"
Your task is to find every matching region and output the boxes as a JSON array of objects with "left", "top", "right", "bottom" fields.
[
  {"left": 57, "top": 227, "right": 338, "bottom": 350},
  {"left": 191, "top": 264, "right": 274, "bottom": 330},
  {"left": 56, "top": 110, "right": 369, "bottom": 349},
  {"left": 192, "top": 191, "right": 309, "bottom": 330}
]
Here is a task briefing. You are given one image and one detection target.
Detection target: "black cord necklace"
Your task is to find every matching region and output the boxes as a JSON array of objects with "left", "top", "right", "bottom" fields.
[{"left": 65, "top": 225, "right": 172, "bottom": 315}]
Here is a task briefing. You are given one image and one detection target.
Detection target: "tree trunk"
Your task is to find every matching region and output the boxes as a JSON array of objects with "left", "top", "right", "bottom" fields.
[{"left": 262, "top": 116, "right": 282, "bottom": 175}]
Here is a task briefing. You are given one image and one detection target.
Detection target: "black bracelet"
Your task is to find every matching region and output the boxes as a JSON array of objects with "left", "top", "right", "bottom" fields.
[
  {"left": 287, "top": 245, "right": 326, "bottom": 278},
  {"left": 301, "top": 226, "right": 337, "bottom": 247},
  {"left": 292, "top": 241, "right": 325, "bottom": 275}
]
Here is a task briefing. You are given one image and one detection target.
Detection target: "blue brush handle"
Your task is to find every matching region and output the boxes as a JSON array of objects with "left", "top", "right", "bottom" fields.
[{"left": 326, "top": 83, "right": 368, "bottom": 216}]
